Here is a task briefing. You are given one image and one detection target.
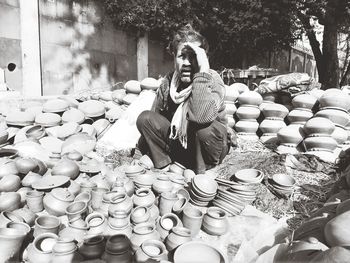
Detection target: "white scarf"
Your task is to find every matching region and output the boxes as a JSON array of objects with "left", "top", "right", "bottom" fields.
[{"left": 169, "top": 71, "right": 192, "bottom": 149}]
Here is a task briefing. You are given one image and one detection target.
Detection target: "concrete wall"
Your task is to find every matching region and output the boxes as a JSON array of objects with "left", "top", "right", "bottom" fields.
[
  {"left": 0, "top": 0, "right": 22, "bottom": 92},
  {"left": 39, "top": 0, "right": 138, "bottom": 95},
  {"left": 148, "top": 38, "right": 173, "bottom": 78}
]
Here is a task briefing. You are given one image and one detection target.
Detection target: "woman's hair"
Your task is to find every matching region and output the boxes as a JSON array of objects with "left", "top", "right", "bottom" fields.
[{"left": 168, "top": 24, "right": 209, "bottom": 55}]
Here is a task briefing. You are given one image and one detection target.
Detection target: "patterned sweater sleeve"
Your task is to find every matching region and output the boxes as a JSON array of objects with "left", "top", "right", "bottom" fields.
[{"left": 187, "top": 70, "right": 225, "bottom": 124}]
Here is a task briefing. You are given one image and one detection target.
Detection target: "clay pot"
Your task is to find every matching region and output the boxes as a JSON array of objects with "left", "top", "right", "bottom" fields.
[
  {"left": 124, "top": 164, "right": 145, "bottom": 180},
  {"left": 12, "top": 208, "right": 35, "bottom": 227},
  {"left": 59, "top": 220, "right": 88, "bottom": 243},
  {"left": 131, "top": 206, "right": 151, "bottom": 226},
  {"left": 134, "top": 173, "right": 156, "bottom": 189},
  {"left": 79, "top": 235, "right": 105, "bottom": 260},
  {"left": 17, "top": 187, "right": 31, "bottom": 205},
  {"left": 303, "top": 136, "right": 338, "bottom": 152},
  {"left": 65, "top": 201, "right": 88, "bottom": 222},
  {"left": 304, "top": 117, "right": 336, "bottom": 136},
  {"left": 172, "top": 197, "right": 188, "bottom": 216},
  {"left": 156, "top": 213, "right": 183, "bottom": 241},
  {"left": 0, "top": 228, "right": 28, "bottom": 262},
  {"left": 91, "top": 187, "right": 109, "bottom": 210},
  {"left": 159, "top": 192, "right": 179, "bottom": 216},
  {"left": 0, "top": 192, "right": 21, "bottom": 212},
  {"left": 112, "top": 89, "right": 127, "bottom": 104},
  {"left": 230, "top": 82, "right": 249, "bottom": 95},
  {"left": 202, "top": 207, "right": 228, "bottom": 236},
  {"left": 133, "top": 188, "right": 155, "bottom": 208},
  {"left": 324, "top": 210, "right": 350, "bottom": 246},
  {"left": 0, "top": 174, "right": 21, "bottom": 192},
  {"left": 277, "top": 124, "right": 305, "bottom": 145},
  {"left": 43, "top": 188, "right": 75, "bottom": 216},
  {"left": 173, "top": 241, "right": 228, "bottom": 263},
  {"left": 238, "top": 91, "right": 263, "bottom": 106},
  {"left": 51, "top": 159, "right": 80, "bottom": 180},
  {"left": 138, "top": 155, "right": 154, "bottom": 170},
  {"left": 61, "top": 133, "right": 96, "bottom": 155},
  {"left": 224, "top": 85, "right": 239, "bottom": 102},
  {"left": 182, "top": 206, "right": 204, "bottom": 237},
  {"left": 130, "top": 223, "right": 161, "bottom": 252},
  {"left": 61, "top": 108, "right": 85, "bottom": 124},
  {"left": 26, "top": 190, "right": 44, "bottom": 213},
  {"left": 78, "top": 100, "right": 106, "bottom": 118},
  {"left": 315, "top": 108, "right": 350, "bottom": 128},
  {"left": 0, "top": 211, "right": 24, "bottom": 228},
  {"left": 235, "top": 120, "right": 259, "bottom": 133},
  {"left": 224, "top": 101, "right": 237, "bottom": 115},
  {"left": 34, "top": 215, "right": 60, "bottom": 237},
  {"left": 15, "top": 157, "right": 38, "bottom": 175},
  {"left": 319, "top": 88, "right": 350, "bottom": 111},
  {"left": 26, "top": 232, "right": 58, "bottom": 263},
  {"left": 288, "top": 108, "right": 313, "bottom": 124},
  {"left": 65, "top": 150, "right": 83, "bottom": 161},
  {"left": 236, "top": 105, "right": 261, "bottom": 120},
  {"left": 43, "top": 99, "right": 69, "bottom": 113},
  {"left": 108, "top": 211, "right": 130, "bottom": 230},
  {"left": 0, "top": 159, "right": 18, "bottom": 178},
  {"left": 52, "top": 239, "right": 82, "bottom": 263},
  {"left": 259, "top": 119, "right": 286, "bottom": 134},
  {"left": 140, "top": 77, "right": 159, "bottom": 91},
  {"left": 35, "top": 112, "right": 61, "bottom": 127},
  {"left": 108, "top": 193, "right": 133, "bottom": 215},
  {"left": 149, "top": 205, "right": 160, "bottom": 222},
  {"left": 103, "top": 234, "right": 133, "bottom": 263},
  {"left": 85, "top": 212, "right": 107, "bottom": 236},
  {"left": 6, "top": 110, "right": 35, "bottom": 127},
  {"left": 134, "top": 239, "right": 168, "bottom": 263},
  {"left": 105, "top": 106, "right": 124, "bottom": 123},
  {"left": 67, "top": 180, "right": 81, "bottom": 196},
  {"left": 152, "top": 175, "right": 173, "bottom": 195},
  {"left": 292, "top": 94, "right": 317, "bottom": 110},
  {"left": 75, "top": 191, "right": 92, "bottom": 205},
  {"left": 331, "top": 126, "right": 348, "bottom": 145},
  {"left": 165, "top": 226, "right": 192, "bottom": 251},
  {"left": 22, "top": 171, "right": 42, "bottom": 187}
]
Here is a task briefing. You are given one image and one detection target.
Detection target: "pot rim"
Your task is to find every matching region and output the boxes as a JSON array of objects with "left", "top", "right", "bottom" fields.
[{"left": 35, "top": 215, "right": 61, "bottom": 229}]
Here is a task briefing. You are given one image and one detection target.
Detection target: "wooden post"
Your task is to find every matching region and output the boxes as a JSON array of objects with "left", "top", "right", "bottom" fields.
[
  {"left": 20, "top": 0, "right": 42, "bottom": 97},
  {"left": 137, "top": 32, "right": 148, "bottom": 81}
]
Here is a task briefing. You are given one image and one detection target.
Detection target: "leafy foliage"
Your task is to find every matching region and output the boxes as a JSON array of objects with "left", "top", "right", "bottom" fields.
[{"left": 101, "top": 0, "right": 299, "bottom": 68}]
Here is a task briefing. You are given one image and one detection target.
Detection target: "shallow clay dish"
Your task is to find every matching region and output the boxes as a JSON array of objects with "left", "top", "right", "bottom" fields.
[
  {"left": 32, "top": 175, "right": 70, "bottom": 190},
  {"left": 272, "top": 173, "right": 296, "bottom": 188},
  {"left": 234, "top": 168, "right": 264, "bottom": 184},
  {"left": 192, "top": 175, "right": 218, "bottom": 195}
]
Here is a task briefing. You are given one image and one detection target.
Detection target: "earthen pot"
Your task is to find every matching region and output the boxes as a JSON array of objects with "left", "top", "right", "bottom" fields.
[
  {"left": 61, "top": 108, "right": 85, "bottom": 124},
  {"left": 124, "top": 80, "right": 141, "bottom": 94},
  {"left": 238, "top": 91, "right": 263, "bottom": 106},
  {"left": 0, "top": 159, "right": 18, "bottom": 178},
  {"left": 304, "top": 117, "right": 335, "bottom": 136},
  {"left": 277, "top": 124, "right": 305, "bottom": 145},
  {"left": 22, "top": 171, "right": 42, "bottom": 187},
  {"left": 156, "top": 213, "right": 183, "bottom": 241},
  {"left": 324, "top": 210, "right": 350, "bottom": 246},
  {"left": 331, "top": 126, "right": 348, "bottom": 145},
  {"left": 235, "top": 120, "right": 259, "bottom": 133},
  {"left": 230, "top": 82, "right": 249, "bottom": 94},
  {"left": 202, "top": 207, "right": 228, "bottom": 236},
  {"left": 35, "top": 112, "right": 61, "bottom": 127},
  {"left": 0, "top": 227, "right": 28, "bottom": 263},
  {"left": 236, "top": 105, "right": 261, "bottom": 120},
  {"left": 103, "top": 234, "right": 132, "bottom": 263},
  {"left": 26, "top": 232, "right": 58, "bottom": 263},
  {"left": 6, "top": 110, "right": 35, "bottom": 127},
  {"left": 315, "top": 108, "right": 350, "bottom": 128},
  {"left": 303, "top": 136, "right": 338, "bottom": 152},
  {"left": 51, "top": 159, "right": 80, "bottom": 180},
  {"left": 34, "top": 215, "right": 61, "bottom": 237},
  {"left": 165, "top": 226, "right": 192, "bottom": 252},
  {"left": 25, "top": 125, "right": 46, "bottom": 140},
  {"left": 65, "top": 201, "right": 88, "bottom": 221},
  {"left": 292, "top": 94, "right": 317, "bottom": 110},
  {"left": 79, "top": 235, "right": 105, "bottom": 260},
  {"left": 133, "top": 188, "right": 156, "bottom": 208},
  {"left": 0, "top": 174, "right": 21, "bottom": 192},
  {"left": 61, "top": 133, "right": 96, "bottom": 155},
  {"left": 0, "top": 192, "right": 21, "bottom": 212},
  {"left": 43, "top": 188, "right": 75, "bottom": 216},
  {"left": 259, "top": 119, "right": 286, "bottom": 134},
  {"left": 224, "top": 101, "right": 237, "bottom": 115},
  {"left": 287, "top": 108, "right": 313, "bottom": 124},
  {"left": 85, "top": 212, "right": 107, "bottom": 236},
  {"left": 140, "top": 77, "right": 160, "bottom": 91},
  {"left": 130, "top": 206, "right": 151, "bottom": 226},
  {"left": 134, "top": 239, "right": 168, "bottom": 263},
  {"left": 319, "top": 88, "right": 350, "bottom": 111},
  {"left": 224, "top": 85, "right": 239, "bottom": 102},
  {"left": 12, "top": 208, "right": 36, "bottom": 227},
  {"left": 108, "top": 193, "right": 133, "bottom": 215},
  {"left": 122, "top": 93, "right": 138, "bottom": 105},
  {"left": 130, "top": 223, "right": 161, "bottom": 252},
  {"left": 78, "top": 100, "right": 106, "bottom": 118}
]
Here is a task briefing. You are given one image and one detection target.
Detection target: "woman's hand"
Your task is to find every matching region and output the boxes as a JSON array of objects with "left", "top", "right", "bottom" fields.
[{"left": 185, "top": 42, "right": 210, "bottom": 73}]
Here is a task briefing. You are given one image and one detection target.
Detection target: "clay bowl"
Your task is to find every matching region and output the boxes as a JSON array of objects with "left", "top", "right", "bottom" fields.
[
  {"left": 61, "top": 108, "right": 85, "bottom": 124},
  {"left": 25, "top": 125, "right": 46, "bottom": 140},
  {"left": 43, "top": 99, "right": 69, "bottom": 114},
  {"left": 177, "top": 188, "right": 190, "bottom": 202},
  {"left": 174, "top": 241, "right": 227, "bottom": 263},
  {"left": 192, "top": 175, "right": 218, "bottom": 196},
  {"left": 134, "top": 172, "right": 156, "bottom": 188},
  {"left": 303, "top": 117, "right": 335, "bottom": 136},
  {"left": 35, "top": 112, "right": 61, "bottom": 127},
  {"left": 189, "top": 188, "right": 215, "bottom": 202},
  {"left": 124, "top": 164, "right": 146, "bottom": 178},
  {"left": 272, "top": 174, "right": 296, "bottom": 188},
  {"left": 78, "top": 100, "right": 106, "bottom": 118},
  {"left": 234, "top": 169, "right": 264, "bottom": 184},
  {"left": 140, "top": 77, "right": 159, "bottom": 91}
]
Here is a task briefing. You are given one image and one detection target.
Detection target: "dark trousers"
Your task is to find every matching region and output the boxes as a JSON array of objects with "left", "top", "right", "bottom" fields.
[{"left": 136, "top": 110, "right": 229, "bottom": 174}]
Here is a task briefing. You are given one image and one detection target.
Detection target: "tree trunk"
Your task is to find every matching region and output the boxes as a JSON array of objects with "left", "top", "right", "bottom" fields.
[{"left": 306, "top": 30, "right": 325, "bottom": 83}]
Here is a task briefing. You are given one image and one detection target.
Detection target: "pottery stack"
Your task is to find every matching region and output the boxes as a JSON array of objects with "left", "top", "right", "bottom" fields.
[
  {"left": 234, "top": 91, "right": 263, "bottom": 140},
  {"left": 276, "top": 123, "right": 305, "bottom": 154},
  {"left": 302, "top": 117, "right": 338, "bottom": 163},
  {"left": 287, "top": 94, "right": 316, "bottom": 125},
  {"left": 268, "top": 173, "right": 296, "bottom": 196},
  {"left": 189, "top": 175, "right": 217, "bottom": 207},
  {"left": 259, "top": 103, "right": 288, "bottom": 144},
  {"left": 315, "top": 89, "right": 350, "bottom": 158},
  {"left": 224, "top": 84, "right": 239, "bottom": 129}
]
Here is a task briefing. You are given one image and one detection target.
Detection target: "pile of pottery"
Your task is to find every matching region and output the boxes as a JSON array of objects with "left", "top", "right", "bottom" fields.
[
  {"left": 287, "top": 94, "right": 317, "bottom": 125},
  {"left": 268, "top": 173, "right": 296, "bottom": 196},
  {"left": 224, "top": 84, "right": 239, "bottom": 128},
  {"left": 214, "top": 168, "right": 263, "bottom": 215},
  {"left": 189, "top": 175, "right": 218, "bottom": 207}
]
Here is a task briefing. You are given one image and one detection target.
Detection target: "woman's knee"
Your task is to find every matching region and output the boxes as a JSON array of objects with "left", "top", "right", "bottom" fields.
[{"left": 136, "top": 110, "right": 153, "bottom": 130}]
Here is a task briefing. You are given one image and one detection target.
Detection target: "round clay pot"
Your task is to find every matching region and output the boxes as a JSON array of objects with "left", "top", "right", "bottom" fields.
[
  {"left": 304, "top": 117, "right": 336, "bottom": 136},
  {"left": 134, "top": 173, "right": 156, "bottom": 189},
  {"left": 108, "top": 193, "right": 133, "bottom": 215},
  {"left": 103, "top": 234, "right": 132, "bottom": 263},
  {"left": 292, "top": 94, "right": 317, "bottom": 110},
  {"left": 111, "top": 89, "right": 127, "bottom": 104},
  {"left": 61, "top": 133, "right": 96, "bottom": 155},
  {"left": 59, "top": 220, "right": 88, "bottom": 243},
  {"left": 124, "top": 80, "right": 141, "bottom": 94},
  {"left": 6, "top": 110, "right": 35, "bottom": 127},
  {"left": 43, "top": 188, "right": 75, "bottom": 216},
  {"left": 236, "top": 105, "right": 261, "bottom": 120},
  {"left": 259, "top": 119, "right": 286, "bottom": 134},
  {"left": 224, "top": 101, "right": 237, "bottom": 115},
  {"left": 79, "top": 235, "right": 105, "bottom": 260},
  {"left": 159, "top": 192, "right": 179, "bottom": 216},
  {"left": 324, "top": 210, "right": 350, "bottom": 246},
  {"left": 15, "top": 158, "right": 38, "bottom": 175},
  {"left": 277, "top": 124, "right": 305, "bottom": 145},
  {"left": 319, "top": 88, "right": 350, "bottom": 111},
  {"left": 108, "top": 211, "right": 130, "bottom": 230},
  {"left": 130, "top": 223, "right": 161, "bottom": 252},
  {"left": 134, "top": 239, "right": 168, "bottom": 263},
  {"left": 156, "top": 213, "right": 183, "bottom": 241},
  {"left": 105, "top": 105, "right": 124, "bottom": 123},
  {"left": 65, "top": 201, "right": 88, "bottom": 222},
  {"left": 262, "top": 103, "right": 289, "bottom": 119},
  {"left": 152, "top": 176, "right": 173, "bottom": 195},
  {"left": 287, "top": 108, "right": 313, "bottom": 124},
  {"left": 165, "top": 226, "right": 192, "bottom": 251},
  {"left": 0, "top": 228, "right": 28, "bottom": 263},
  {"left": 169, "top": 162, "right": 186, "bottom": 175},
  {"left": 51, "top": 159, "right": 80, "bottom": 180},
  {"left": 303, "top": 136, "right": 338, "bottom": 152},
  {"left": 331, "top": 126, "right": 348, "bottom": 144},
  {"left": 235, "top": 120, "right": 259, "bottom": 133},
  {"left": 224, "top": 85, "right": 240, "bottom": 102},
  {"left": 315, "top": 108, "right": 350, "bottom": 128},
  {"left": 61, "top": 108, "right": 85, "bottom": 124},
  {"left": 0, "top": 192, "right": 21, "bottom": 212},
  {"left": 133, "top": 188, "right": 155, "bottom": 208},
  {"left": 85, "top": 212, "right": 107, "bottom": 236},
  {"left": 35, "top": 112, "right": 61, "bottom": 127},
  {"left": 34, "top": 215, "right": 60, "bottom": 237},
  {"left": 131, "top": 206, "right": 151, "bottom": 226},
  {"left": 26, "top": 232, "right": 58, "bottom": 263},
  {"left": 0, "top": 211, "right": 24, "bottom": 228},
  {"left": 78, "top": 100, "right": 106, "bottom": 118},
  {"left": 202, "top": 207, "right": 228, "bottom": 236},
  {"left": 0, "top": 174, "right": 21, "bottom": 192},
  {"left": 140, "top": 77, "right": 160, "bottom": 91},
  {"left": 238, "top": 91, "right": 263, "bottom": 106}
]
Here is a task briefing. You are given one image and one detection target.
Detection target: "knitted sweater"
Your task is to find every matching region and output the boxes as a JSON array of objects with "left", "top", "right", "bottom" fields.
[{"left": 152, "top": 69, "right": 227, "bottom": 125}]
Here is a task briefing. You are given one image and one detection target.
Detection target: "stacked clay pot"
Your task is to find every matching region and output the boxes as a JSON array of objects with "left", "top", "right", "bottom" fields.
[
  {"left": 302, "top": 117, "right": 338, "bottom": 163},
  {"left": 276, "top": 124, "right": 305, "bottom": 154},
  {"left": 259, "top": 103, "right": 288, "bottom": 144},
  {"left": 234, "top": 91, "right": 263, "bottom": 140},
  {"left": 287, "top": 94, "right": 316, "bottom": 125},
  {"left": 224, "top": 85, "right": 239, "bottom": 128}
]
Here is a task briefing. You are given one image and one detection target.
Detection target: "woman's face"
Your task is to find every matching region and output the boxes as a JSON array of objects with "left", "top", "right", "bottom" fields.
[{"left": 174, "top": 41, "right": 200, "bottom": 83}]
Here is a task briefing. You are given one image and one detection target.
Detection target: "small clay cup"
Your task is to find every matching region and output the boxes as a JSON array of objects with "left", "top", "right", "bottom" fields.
[{"left": 26, "top": 190, "right": 44, "bottom": 213}]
